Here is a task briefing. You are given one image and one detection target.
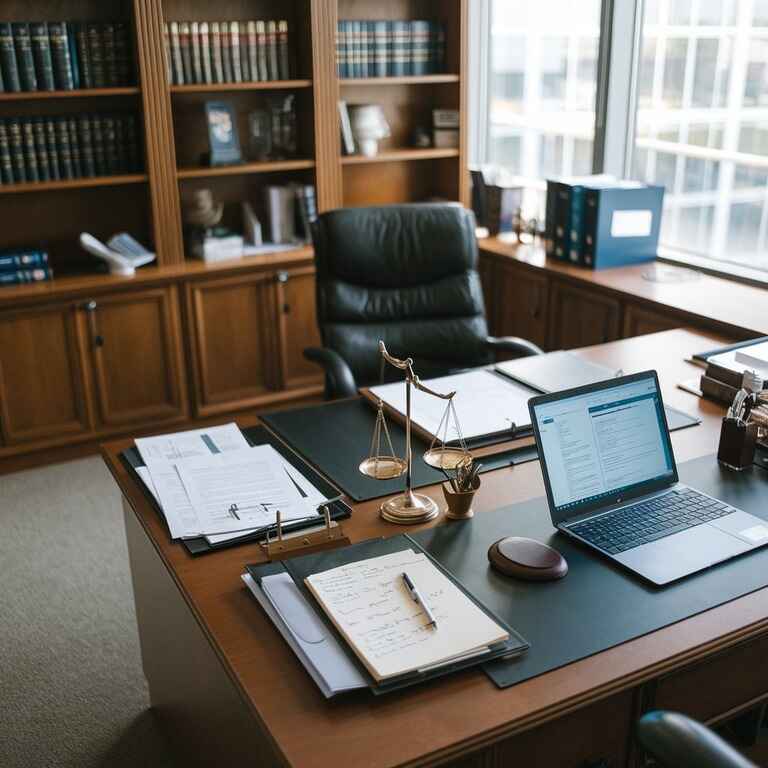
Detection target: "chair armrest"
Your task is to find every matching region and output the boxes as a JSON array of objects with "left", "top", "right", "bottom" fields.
[
  {"left": 485, "top": 336, "right": 544, "bottom": 358},
  {"left": 637, "top": 711, "right": 757, "bottom": 768},
  {"left": 303, "top": 347, "right": 358, "bottom": 399}
]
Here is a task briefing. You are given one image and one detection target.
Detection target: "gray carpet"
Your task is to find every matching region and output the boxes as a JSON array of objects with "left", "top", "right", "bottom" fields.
[{"left": 0, "top": 457, "right": 176, "bottom": 768}]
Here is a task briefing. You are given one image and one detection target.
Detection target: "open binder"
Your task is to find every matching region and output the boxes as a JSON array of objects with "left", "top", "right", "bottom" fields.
[
  {"left": 121, "top": 425, "right": 352, "bottom": 556},
  {"left": 246, "top": 534, "right": 529, "bottom": 695}
]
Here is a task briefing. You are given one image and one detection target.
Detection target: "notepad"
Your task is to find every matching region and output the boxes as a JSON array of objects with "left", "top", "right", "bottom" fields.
[{"left": 304, "top": 549, "right": 510, "bottom": 682}]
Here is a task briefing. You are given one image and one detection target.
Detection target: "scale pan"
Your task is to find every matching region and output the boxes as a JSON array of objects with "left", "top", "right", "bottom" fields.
[
  {"left": 422, "top": 447, "right": 471, "bottom": 470},
  {"left": 359, "top": 456, "right": 407, "bottom": 479}
]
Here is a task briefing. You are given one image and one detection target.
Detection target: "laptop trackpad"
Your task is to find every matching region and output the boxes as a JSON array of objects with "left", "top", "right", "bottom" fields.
[
  {"left": 709, "top": 510, "right": 768, "bottom": 545},
  {"left": 615, "top": 522, "right": 752, "bottom": 585}
]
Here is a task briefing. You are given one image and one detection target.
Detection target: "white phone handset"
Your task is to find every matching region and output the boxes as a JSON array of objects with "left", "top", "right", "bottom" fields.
[{"left": 79, "top": 232, "right": 155, "bottom": 276}]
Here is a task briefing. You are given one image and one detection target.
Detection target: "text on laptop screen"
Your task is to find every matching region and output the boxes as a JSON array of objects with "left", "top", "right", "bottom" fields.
[{"left": 533, "top": 376, "right": 675, "bottom": 512}]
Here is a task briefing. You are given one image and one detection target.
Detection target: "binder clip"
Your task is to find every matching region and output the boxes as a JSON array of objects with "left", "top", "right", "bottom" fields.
[{"left": 262, "top": 506, "right": 350, "bottom": 561}]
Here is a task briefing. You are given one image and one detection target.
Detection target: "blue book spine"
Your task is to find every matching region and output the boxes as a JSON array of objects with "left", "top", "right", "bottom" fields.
[
  {"left": 67, "top": 24, "right": 80, "bottom": 89},
  {"left": 410, "top": 21, "right": 430, "bottom": 76},
  {"left": 0, "top": 23, "right": 21, "bottom": 92},
  {"left": 359, "top": 21, "right": 368, "bottom": 78},
  {"left": 390, "top": 21, "right": 410, "bottom": 76},
  {"left": 551, "top": 181, "right": 570, "bottom": 261},
  {"left": 0, "top": 267, "right": 53, "bottom": 285},
  {"left": 373, "top": 21, "right": 388, "bottom": 78},
  {"left": 13, "top": 22, "right": 38, "bottom": 91},
  {"left": 351, "top": 21, "right": 361, "bottom": 78},
  {"left": 386, "top": 22, "right": 395, "bottom": 76},
  {"left": 0, "top": 251, "right": 49, "bottom": 270},
  {"left": 568, "top": 186, "right": 587, "bottom": 264},
  {"left": 336, "top": 21, "right": 345, "bottom": 77}
]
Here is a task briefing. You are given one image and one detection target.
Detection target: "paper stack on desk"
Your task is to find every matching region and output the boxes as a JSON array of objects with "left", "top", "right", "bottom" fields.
[{"left": 134, "top": 423, "right": 323, "bottom": 542}]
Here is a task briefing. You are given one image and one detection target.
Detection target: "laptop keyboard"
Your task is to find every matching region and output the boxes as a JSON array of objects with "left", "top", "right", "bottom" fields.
[{"left": 566, "top": 489, "right": 733, "bottom": 555}]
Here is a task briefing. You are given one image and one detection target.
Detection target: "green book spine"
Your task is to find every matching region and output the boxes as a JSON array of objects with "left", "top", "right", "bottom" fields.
[
  {"left": 101, "top": 23, "right": 117, "bottom": 86},
  {"left": 56, "top": 116, "right": 73, "bottom": 179},
  {"left": 102, "top": 115, "right": 117, "bottom": 174},
  {"left": 91, "top": 114, "right": 106, "bottom": 174},
  {"left": 0, "top": 121, "right": 14, "bottom": 183},
  {"left": 68, "top": 116, "right": 82, "bottom": 177},
  {"left": 75, "top": 23, "right": 93, "bottom": 88},
  {"left": 32, "top": 117, "right": 50, "bottom": 181},
  {"left": 44, "top": 119, "right": 60, "bottom": 180},
  {"left": 125, "top": 114, "right": 140, "bottom": 171},
  {"left": 114, "top": 22, "right": 132, "bottom": 84},
  {"left": 7, "top": 118, "right": 26, "bottom": 182},
  {"left": 0, "top": 267, "right": 53, "bottom": 285},
  {"left": 113, "top": 115, "right": 126, "bottom": 173},
  {"left": 67, "top": 24, "right": 80, "bottom": 89},
  {"left": 30, "top": 22, "right": 55, "bottom": 91},
  {"left": 0, "top": 23, "right": 21, "bottom": 92},
  {"left": 49, "top": 21, "right": 74, "bottom": 90},
  {"left": 78, "top": 115, "right": 95, "bottom": 176},
  {"left": 21, "top": 119, "right": 39, "bottom": 182},
  {"left": 87, "top": 23, "right": 106, "bottom": 87},
  {"left": 12, "top": 23, "right": 37, "bottom": 91}
]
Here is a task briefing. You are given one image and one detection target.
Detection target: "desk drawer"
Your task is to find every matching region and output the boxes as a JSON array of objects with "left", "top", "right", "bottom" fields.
[{"left": 655, "top": 633, "right": 768, "bottom": 723}]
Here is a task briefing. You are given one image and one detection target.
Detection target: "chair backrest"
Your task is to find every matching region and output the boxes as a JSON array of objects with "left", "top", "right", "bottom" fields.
[{"left": 311, "top": 203, "right": 491, "bottom": 385}]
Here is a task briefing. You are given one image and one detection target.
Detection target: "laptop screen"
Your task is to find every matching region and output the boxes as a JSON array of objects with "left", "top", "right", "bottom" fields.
[{"left": 530, "top": 372, "right": 677, "bottom": 522}]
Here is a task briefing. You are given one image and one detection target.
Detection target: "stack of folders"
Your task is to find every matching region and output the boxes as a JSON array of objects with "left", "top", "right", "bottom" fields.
[
  {"left": 134, "top": 423, "right": 329, "bottom": 546},
  {"left": 244, "top": 537, "right": 529, "bottom": 697}
]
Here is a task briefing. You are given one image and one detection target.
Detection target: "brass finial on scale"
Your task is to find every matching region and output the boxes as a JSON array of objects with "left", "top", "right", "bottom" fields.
[{"left": 359, "top": 341, "right": 471, "bottom": 525}]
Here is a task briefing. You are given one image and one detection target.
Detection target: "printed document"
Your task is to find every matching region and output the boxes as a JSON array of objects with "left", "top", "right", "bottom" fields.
[{"left": 305, "top": 549, "right": 509, "bottom": 682}]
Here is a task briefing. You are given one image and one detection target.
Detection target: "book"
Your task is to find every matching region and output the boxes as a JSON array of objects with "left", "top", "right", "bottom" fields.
[
  {"left": 349, "top": 20, "right": 361, "bottom": 78},
  {"left": 162, "top": 22, "right": 172, "bottom": 83},
  {"left": 278, "top": 20, "right": 289, "bottom": 79},
  {"left": 200, "top": 22, "right": 213, "bottom": 84},
  {"left": 336, "top": 21, "right": 346, "bottom": 78},
  {"left": 229, "top": 21, "right": 242, "bottom": 83},
  {"left": 0, "top": 267, "right": 53, "bottom": 285},
  {"left": 338, "top": 100, "right": 355, "bottom": 155},
  {"left": 55, "top": 117, "right": 72, "bottom": 179},
  {"left": 74, "top": 23, "right": 93, "bottom": 88},
  {"left": 113, "top": 115, "right": 126, "bottom": 172},
  {"left": 68, "top": 116, "right": 83, "bottom": 176},
  {"left": 295, "top": 184, "right": 317, "bottom": 242},
  {"left": 255, "top": 21, "right": 268, "bottom": 81},
  {"left": 410, "top": 21, "right": 431, "bottom": 76},
  {"left": 190, "top": 21, "right": 202, "bottom": 84},
  {"left": 78, "top": 115, "right": 95, "bottom": 176},
  {"left": 21, "top": 119, "right": 39, "bottom": 182},
  {"left": 266, "top": 185, "right": 296, "bottom": 243},
  {"left": 220, "top": 22, "right": 232, "bottom": 82},
  {"left": 433, "top": 23, "right": 446, "bottom": 73},
  {"left": 266, "top": 21, "right": 279, "bottom": 80},
  {"left": 0, "top": 250, "right": 48, "bottom": 270},
  {"left": 0, "top": 23, "right": 21, "bottom": 92},
  {"left": 32, "top": 117, "right": 50, "bottom": 181},
  {"left": 699, "top": 374, "right": 739, "bottom": 405},
  {"left": 0, "top": 57, "right": 3, "bottom": 91},
  {"left": 0, "top": 121, "right": 13, "bottom": 184},
  {"left": 102, "top": 115, "right": 117, "bottom": 174},
  {"left": 239, "top": 22, "right": 251, "bottom": 82},
  {"left": 390, "top": 21, "right": 410, "bottom": 76},
  {"left": 169, "top": 21, "right": 184, "bottom": 85},
  {"left": 50, "top": 21, "right": 74, "bottom": 89},
  {"left": 114, "top": 21, "right": 132, "bottom": 84},
  {"left": 246, "top": 21, "right": 258, "bottom": 83},
  {"left": 210, "top": 22, "right": 224, "bottom": 84},
  {"left": 12, "top": 23, "right": 37, "bottom": 91},
  {"left": 91, "top": 114, "right": 105, "bottom": 175},
  {"left": 86, "top": 22, "right": 105, "bottom": 88},
  {"left": 373, "top": 21, "right": 388, "bottom": 78},
  {"left": 102, "top": 22, "right": 117, "bottom": 86},
  {"left": 359, "top": 21, "right": 369, "bottom": 78},
  {"left": 179, "top": 22, "right": 193, "bottom": 84},
  {"left": 30, "top": 22, "right": 55, "bottom": 91},
  {"left": 67, "top": 23, "right": 80, "bottom": 89},
  {"left": 44, "top": 118, "right": 60, "bottom": 180},
  {"left": 7, "top": 118, "right": 26, "bottom": 182}
]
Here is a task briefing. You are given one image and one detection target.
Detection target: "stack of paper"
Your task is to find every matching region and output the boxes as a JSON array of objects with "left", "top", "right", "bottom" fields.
[{"left": 135, "top": 423, "right": 326, "bottom": 543}]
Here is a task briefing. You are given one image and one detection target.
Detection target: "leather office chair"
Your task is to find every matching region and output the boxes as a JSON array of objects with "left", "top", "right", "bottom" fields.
[
  {"left": 637, "top": 711, "right": 758, "bottom": 767},
  {"left": 304, "top": 203, "right": 543, "bottom": 399}
]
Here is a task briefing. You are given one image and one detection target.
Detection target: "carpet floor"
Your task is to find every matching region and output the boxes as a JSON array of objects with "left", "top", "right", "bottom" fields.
[{"left": 0, "top": 456, "right": 176, "bottom": 768}]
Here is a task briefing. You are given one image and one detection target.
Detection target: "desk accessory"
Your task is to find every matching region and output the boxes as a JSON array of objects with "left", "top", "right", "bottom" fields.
[
  {"left": 262, "top": 506, "right": 350, "bottom": 561},
  {"left": 359, "top": 341, "right": 471, "bottom": 524},
  {"left": 442, "top": 457, "right": 480, "bottom": 520},
  {"left": 488, "top": 537, "right": 568, "bottom": 581},
  {"left": 79, "top": 232, "right": 155, "bottom": 276}
]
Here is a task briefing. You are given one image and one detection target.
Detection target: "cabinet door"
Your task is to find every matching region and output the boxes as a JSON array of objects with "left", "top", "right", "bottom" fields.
[
  {"left": 276, "top": 268, "right": 324, "bottom": 391},
  {"left": 0, "top": 303, "right": 91, "bottom": 445},
  {"left": 83, "top": 288, "right": 186, "bottom": 428},
  {"left": 623, "top": 303, "right": 680, "bottom": 338},
  {"left": 187, "top": 273, "right": 277, "bottom": 417},
  {"left": 548, "top": 282, "right": 622, "bottom": 349},
  {"left": 495, "top": 261, "right": 549, "bottom": 351}
]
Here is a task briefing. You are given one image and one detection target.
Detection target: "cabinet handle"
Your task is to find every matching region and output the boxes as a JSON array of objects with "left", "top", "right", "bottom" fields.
[
  {"left": 81, "top": 300, "right": 97, "bottom": 312},
  {"left": 276, "top": 271, "right": 288, "bottom": 284},
  {"left": 81, "top": 299, "right": 104, "bottom": 348}
]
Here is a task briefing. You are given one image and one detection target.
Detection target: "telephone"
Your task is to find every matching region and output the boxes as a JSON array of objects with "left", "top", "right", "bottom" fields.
[{"left": 79, "top": 232, "right": 156, "bottom": 276}]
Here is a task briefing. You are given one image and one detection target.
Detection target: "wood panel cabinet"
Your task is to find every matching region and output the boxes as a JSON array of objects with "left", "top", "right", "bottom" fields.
[
  {"left": 187, "top": 272, "right": 279, "bottom": 417},
  {"left": 0, "top": 303, "right": 91, "bottom": 446},
  {"left": 623, "top": 303, "right": 681, "bottom": 338},
  {"left": 276, "top": 267, "right": 323, "bottom": 391},
  {"left": 494, "top": 261, "right": 550, "bottom": 351},
  {"left": 548, "top": 281, "right": 623, "bottom": 350},
  {"left": 80, "top": 288, "right": 186, "bottom": 428}
]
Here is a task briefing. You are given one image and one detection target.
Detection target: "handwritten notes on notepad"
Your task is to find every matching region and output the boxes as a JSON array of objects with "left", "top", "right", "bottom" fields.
[{"left": 305, "top": 550, "right": 509, "bottom": 682}]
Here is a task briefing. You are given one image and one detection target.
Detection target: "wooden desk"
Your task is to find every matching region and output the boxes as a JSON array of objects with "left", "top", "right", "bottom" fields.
[{"left": 103, "top": 329, "right": 768, "bottom": 768}]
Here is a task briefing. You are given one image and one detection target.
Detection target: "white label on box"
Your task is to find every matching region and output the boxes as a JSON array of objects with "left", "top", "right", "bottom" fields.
[{"left": 610, "top": 209, "right": 653, "bottom": 238}]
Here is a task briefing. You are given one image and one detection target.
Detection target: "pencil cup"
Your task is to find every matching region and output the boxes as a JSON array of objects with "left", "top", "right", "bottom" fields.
[{"left": 443, "top": 478, "right": 480, "bottom": 520}]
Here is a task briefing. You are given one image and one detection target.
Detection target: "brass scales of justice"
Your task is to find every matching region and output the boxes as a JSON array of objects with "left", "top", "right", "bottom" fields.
[{"left": 359, "top": 341, "right": 472, "bottom": 524}]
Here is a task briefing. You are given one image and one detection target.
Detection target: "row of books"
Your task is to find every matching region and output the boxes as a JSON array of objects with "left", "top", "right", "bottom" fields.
[
  {"left": 0, "top": 113, "right": 141, "bottom": 185},
  {"left": 698, "top": 344, "right": 768, "bottom": 405},
  {"left": 545, "top": 175, "right": 665, "bottom": 270},
  {"left": 0, "top": 248, "right": 52, "bottom": 286},
  {"left": 336, "top": 20, "right": 446, "bottom": 79},
  {"left": 0, "top": 21, "right": 133, "bottom": 93},
  {"left": 164, "top": 20, "right": 290, "bottom": 86}
]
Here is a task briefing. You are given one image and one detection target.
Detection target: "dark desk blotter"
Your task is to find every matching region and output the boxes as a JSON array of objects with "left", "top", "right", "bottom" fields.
[{"left": 412, "top": 454, "right": 768, "bottom": 689}]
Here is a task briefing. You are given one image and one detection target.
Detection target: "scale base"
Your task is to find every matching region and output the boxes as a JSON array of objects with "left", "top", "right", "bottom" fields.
[{"left": 380, "top": 491, "right": 440, "bottom": 525}]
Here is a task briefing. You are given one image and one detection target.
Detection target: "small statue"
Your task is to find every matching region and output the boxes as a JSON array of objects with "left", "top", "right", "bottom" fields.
[{"left": 184, "top": 189, "right": 223, "bottom": 231}]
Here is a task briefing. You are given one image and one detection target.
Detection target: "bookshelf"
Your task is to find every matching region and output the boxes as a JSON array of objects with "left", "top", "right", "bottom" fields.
[{"left": 0, "top": 0, "right": 468, "bottom": 470}]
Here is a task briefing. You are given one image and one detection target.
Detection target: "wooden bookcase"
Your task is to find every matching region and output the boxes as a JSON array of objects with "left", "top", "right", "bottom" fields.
[{"left": 0, "top": 0, "right": 468, "bottom": 471}]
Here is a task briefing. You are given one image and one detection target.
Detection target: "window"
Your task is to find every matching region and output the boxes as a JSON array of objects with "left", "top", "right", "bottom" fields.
[
  {"left": 485, "top": 0, "right": 603, "bottom": 217},
  {"left": 631, "top": 0, "right": 768, "bottom": 273}
]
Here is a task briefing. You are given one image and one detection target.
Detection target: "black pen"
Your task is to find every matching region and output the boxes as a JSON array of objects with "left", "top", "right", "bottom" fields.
[{"left": 402, "top": 571, "right": 438, "bottom": 629}]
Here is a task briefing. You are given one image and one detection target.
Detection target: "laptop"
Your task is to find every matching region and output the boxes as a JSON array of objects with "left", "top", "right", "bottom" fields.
[{"left": 528, "top": 370, "right": 768, "bottom": 585}]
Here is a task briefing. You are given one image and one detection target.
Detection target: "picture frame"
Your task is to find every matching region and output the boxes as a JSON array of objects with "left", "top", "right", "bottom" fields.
[{"left": 205, "top": 100, "right": 242, "bottom": 166}]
